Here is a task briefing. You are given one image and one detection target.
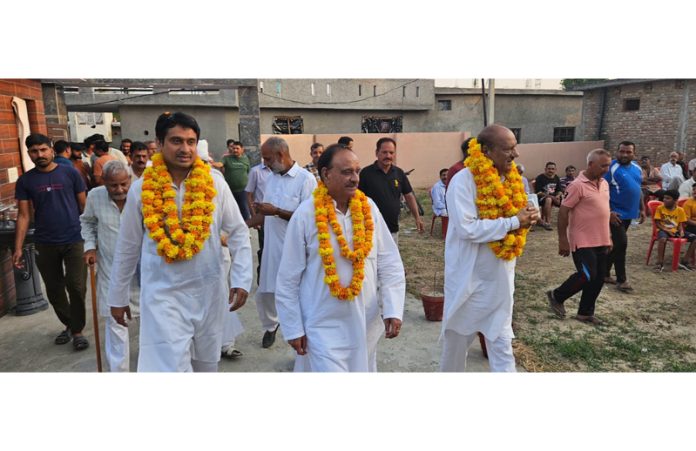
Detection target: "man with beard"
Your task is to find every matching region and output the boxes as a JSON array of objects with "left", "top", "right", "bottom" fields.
[
  {"left": 13, "top": 134, "right": 89, "bottom": 351},
  {"left": 69, "top": 142, "right": 93, "bottom": 190},
  {"left": 604, "top": 141, "right": 645, "bottom": 292},
  {"left": 247, "top": 137, "right": 317, "bottom": 348},
  {"left": 81, "top": 160, "right": 140, "bottom": 371},
  {"left": 661, "top": 152, "right": 685, "bottom": 191}
]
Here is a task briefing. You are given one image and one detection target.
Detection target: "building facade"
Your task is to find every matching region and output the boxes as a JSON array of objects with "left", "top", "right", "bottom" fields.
[
  {"left": 58, "top": 79, "right": 583, "bottom": 160},
  {"left": 578, "top": 79, "right": 696, "bottom": 162}
]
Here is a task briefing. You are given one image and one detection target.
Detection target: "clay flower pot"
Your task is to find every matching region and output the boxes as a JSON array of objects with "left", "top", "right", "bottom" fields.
[{"left": 421, "top": 291, "right": 444, "bottom": 321}]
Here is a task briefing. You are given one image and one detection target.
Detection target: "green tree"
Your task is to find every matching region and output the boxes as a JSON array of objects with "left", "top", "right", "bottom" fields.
[{"left": 561, "top": 79, "right": 607, "bottom": 90}]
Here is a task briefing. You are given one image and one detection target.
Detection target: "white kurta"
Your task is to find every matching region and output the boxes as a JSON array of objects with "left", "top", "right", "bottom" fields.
[
  {"left": 660, "top": 162, "right": 685, "bottom": 189},
  {"left": 442, "top": 168, "right": 521, "bottom": 342},
  {"left": 275, "top": 197, "right": 405, "bottom": 372},
  {"left": 257, "top": 162, "right": 317, "bottom": 295},
  {"left": 106, "top": 170, "right": 252, "bottom": 372},
  {"left": 80, "top": 186, "right": 140, "bottom": 317},
  {"left": 221, "top": 248, "right": 244, "bottom": 345},
  {"left": 80, "top": 186, "right": 140, "bottom": 372}
]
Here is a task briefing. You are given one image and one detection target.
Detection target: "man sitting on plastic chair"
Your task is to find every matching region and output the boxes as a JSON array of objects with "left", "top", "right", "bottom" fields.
[
  {"left": 653, "top": 189, "right": 696, "bottom": 272},
  {"left": 430, "top": 168, "right": 448, "bottom": 238}
]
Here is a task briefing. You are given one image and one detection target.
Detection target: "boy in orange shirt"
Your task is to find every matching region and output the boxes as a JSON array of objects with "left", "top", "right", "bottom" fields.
[{"left": 653, "top": 189, "right": 696, "bottom": 271}]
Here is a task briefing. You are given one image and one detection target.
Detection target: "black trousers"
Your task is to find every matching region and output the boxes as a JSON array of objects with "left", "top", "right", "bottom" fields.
[
  {"left": 232, "top": 190, "right": 251, "bottom": 221},
  {"left": 606, "top": 219, "right": 632, "bottom": 283},
  {"left": 553, "top": 246, "right": 608, "bottom": 316},
  {"left": 34, "top": 242, "right": 87, "bottom": 334}
]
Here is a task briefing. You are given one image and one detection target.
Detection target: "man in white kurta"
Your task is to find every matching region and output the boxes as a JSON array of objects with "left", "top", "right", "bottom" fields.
[
  {"left": 248, "top": 137, "right": 317, "bottom": 348},
  {"left": 275, "top": 145, "right": 405, "bottom": 372},
  {"left": 80, "top": 160, "right": 140, "bottom": 372},
  {"left": 107, "top": 113, "right": 252, "bottom": 372},
  {"left": 440, "top": 125, "right": 537, "bottom": 372}
]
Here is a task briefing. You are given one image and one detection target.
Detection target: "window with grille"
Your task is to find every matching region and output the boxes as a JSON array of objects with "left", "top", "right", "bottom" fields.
[
  {"left": 553, "top": 127, "right": 575, "bottom": 142},
  {"left": 437, "top": 100, "right": 452, "bottom": 111},
  {"left": 361, "top": 116, "right": 403, "bottom": 133},
  {"left": 76, "top": 112, "right": 104, "bottom": 125},
  {"left": 272, "top": 116, "right": 303, "bottom": 134}
]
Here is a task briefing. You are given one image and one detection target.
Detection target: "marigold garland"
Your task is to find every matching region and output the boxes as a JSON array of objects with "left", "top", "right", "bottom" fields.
[
  {"left": 464, "top": 138, "right": 529, "bottom": 260},
  {"left": 314, "top": 182, "right": 375, "bottom": 301},
  {"left": 141, "top": 152, "right": 216, "bottom": 263}
]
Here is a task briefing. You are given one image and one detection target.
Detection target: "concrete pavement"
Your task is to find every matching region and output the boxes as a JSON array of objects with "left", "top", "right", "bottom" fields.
[{"left": 0, "top": 229, "right": 512, "bottom": 372}]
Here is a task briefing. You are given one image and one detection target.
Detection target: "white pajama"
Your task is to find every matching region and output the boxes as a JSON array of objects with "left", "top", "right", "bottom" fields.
[
  {"left": 276, "top": 197, "right": 405, "bottom": 372},
  {"left": 105, "top": 316, "right": 130, "bottom": 372},
  {"left": 440, "top": 330, "right": 515, "bottom": 372},
  {"left": 256, "top": 163, "right": 317, "bottom": 332},
  {"left": 440, "top": 168, "right": 521, "bottom": 372},
  {"left": 80, "top": 186, "right": 140, "bottom": 372},
  {"left": 221, "top": 250, "right": 244, "bottom": 347}
]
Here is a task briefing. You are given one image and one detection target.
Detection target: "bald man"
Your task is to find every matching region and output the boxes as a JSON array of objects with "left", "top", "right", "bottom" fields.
[
  {"left": 247, "top": 137, "right": 317, "bottom": 348},
  {"left": 440, "top": 125, "right": 538, "bottom": 372}
]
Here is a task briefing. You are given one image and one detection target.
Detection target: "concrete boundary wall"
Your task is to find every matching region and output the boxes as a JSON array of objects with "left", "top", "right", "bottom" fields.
[{"left": 261, "top": 132, "right": 604, "bottom": 189}]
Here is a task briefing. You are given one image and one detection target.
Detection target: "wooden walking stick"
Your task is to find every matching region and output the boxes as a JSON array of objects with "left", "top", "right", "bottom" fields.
[{"left": 89, "top": 264, "right": 103, "bottom": 372}]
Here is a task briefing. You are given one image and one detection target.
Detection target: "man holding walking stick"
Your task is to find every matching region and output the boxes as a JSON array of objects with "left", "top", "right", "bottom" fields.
[{"left": 80, "top": 160, "right": 140, "bottom": 371}]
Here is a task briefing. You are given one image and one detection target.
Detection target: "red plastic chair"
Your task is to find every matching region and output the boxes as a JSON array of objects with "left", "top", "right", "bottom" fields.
[
  {"left": 429, "top": 187, "right": 448, "bottom": 239},
  {"left": 645, "top": 200, "right": 687, "bottom": 271}
]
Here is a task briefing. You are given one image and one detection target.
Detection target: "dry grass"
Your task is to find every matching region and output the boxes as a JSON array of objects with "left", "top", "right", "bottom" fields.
[{"left": 399, "top": 188, "right": 696, "bottom": 372}]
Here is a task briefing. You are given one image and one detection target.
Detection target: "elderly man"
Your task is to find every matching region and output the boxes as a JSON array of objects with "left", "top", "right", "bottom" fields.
[
  {"left": 107, "top": 112, "right": 252, "bottom": 372},
  {"left": 247, "top": 137, "right": 317, "bottom": 348},
  {"left": 276, "top": 144, "right": 405, "bottom": 372},
  {"left": 548, "top": 150, "right": 615, "bottom": 325},
  {"left": 661, "top": 152, "right": 685, "bottom": 191},
  {"left": 604, "top": 141, "right": 645, "bottom": 292},
  {"left": 304, "top": 142, "right": 324, "bottom": 181},
  {"left": 80, "top": 160, "right": 140, "bottom": 371},
  {"left": 358, "top": 137, "right": 424, "bottom": 244},
  {"left": 440, "top": 125, "right": 538, "bottom": 372}
]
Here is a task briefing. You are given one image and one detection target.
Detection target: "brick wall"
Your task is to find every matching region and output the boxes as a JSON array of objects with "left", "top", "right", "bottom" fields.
[
  {"left": 580, "top": 80, "right": 696, "bottom": 164},
  {"left": 0, "top": 79, "right": 47, "bottom": 205}
]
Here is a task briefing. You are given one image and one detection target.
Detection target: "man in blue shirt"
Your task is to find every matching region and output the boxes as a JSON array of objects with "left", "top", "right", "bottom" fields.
[
  {"left": 604, "top": 141, "right": 646, "bottom": 292},
  {"left": 13, "top": 134, "right": 89, "bottom": 351},
  {"left": 53, "top": 140, "right": 73, "bottom": 167}
]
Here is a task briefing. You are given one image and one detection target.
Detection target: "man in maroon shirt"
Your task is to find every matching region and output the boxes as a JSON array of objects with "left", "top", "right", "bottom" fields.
[{"left": 445, "top": 137, "right": 475, "bottom": 188}]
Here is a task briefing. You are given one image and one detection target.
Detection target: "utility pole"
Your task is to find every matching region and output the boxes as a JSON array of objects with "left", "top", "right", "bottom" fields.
[{"left": 487, "top": 79, "right": 495, "bottom": 125}]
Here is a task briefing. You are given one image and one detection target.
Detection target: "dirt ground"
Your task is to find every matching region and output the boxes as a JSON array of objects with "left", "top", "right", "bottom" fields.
[{"left": 400, "top": 189, "right": 696, "bottom": 372}]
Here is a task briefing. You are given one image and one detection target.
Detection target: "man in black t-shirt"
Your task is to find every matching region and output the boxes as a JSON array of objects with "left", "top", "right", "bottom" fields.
[
  {"left": 13, "top": 134, "right": 89, "bottom": 351},
  {"left": 534, "top": 161, "right": 562, "bottom": 230},
  {"left": 358, "top": 137, "right": 424, "bottom": 244}
]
